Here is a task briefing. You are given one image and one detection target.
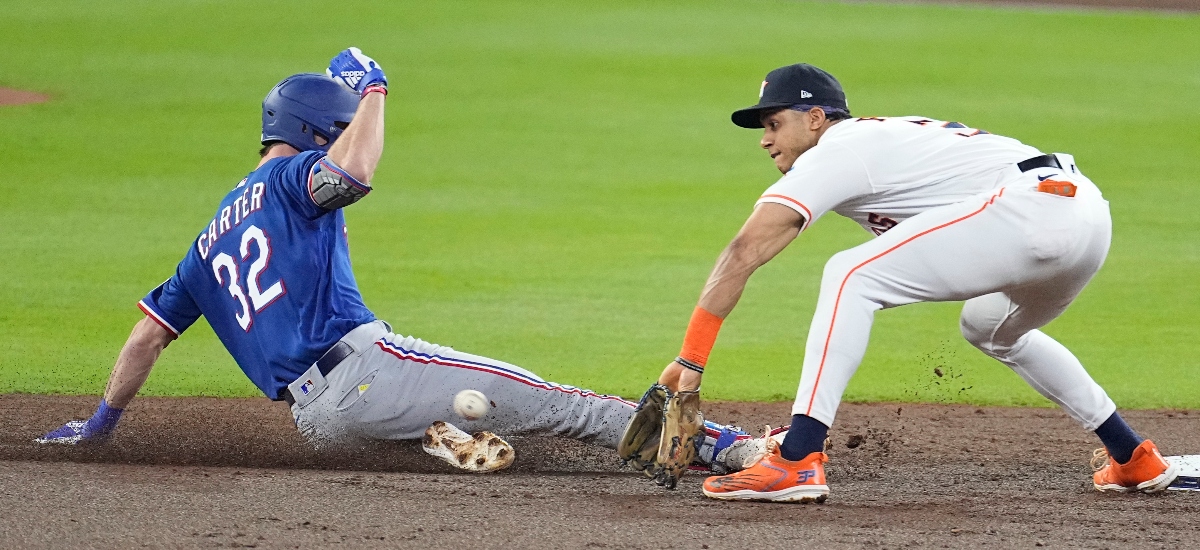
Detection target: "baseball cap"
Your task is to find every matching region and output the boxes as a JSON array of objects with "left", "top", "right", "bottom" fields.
[{"left": 731, "top": 64, "right": 849, "bottom": 128}]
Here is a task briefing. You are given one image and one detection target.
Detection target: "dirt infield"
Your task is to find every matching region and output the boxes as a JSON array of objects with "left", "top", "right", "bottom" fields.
[
  {"left": 0, "top": 87, "right": 49, "bottom": 106},
  {"left": 3, "top": 394, "right": 1198, "bottom": 548}
]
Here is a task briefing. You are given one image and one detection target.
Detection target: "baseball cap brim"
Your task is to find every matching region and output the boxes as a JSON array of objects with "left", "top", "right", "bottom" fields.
[{"left": 730, "top": 101, "right": 794, "bottom": 129}]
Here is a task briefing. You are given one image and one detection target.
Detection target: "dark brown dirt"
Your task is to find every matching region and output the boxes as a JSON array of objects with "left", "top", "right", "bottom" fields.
[
  {"left": 3, "top": 394, "right": 1198, "bottom": 549},
  {"left": 0, "top": 87, "right": 49, "bottom": 106}
]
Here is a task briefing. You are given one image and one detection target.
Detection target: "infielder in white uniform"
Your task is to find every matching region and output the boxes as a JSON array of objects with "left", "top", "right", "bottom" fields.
[{"left": 653, "top": 64, "right": 1178, "bottom": 502}]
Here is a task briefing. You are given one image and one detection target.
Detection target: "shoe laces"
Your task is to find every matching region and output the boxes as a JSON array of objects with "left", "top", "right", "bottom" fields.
[
  {"left": 763, "top": 425, "right": 779, "bottom": 455},
  {"left": 737, "top": 425, "right": 778, "bottom": 469},
  {"left": 1091, "top": 448, "right": 1110, "bottom": 472}
]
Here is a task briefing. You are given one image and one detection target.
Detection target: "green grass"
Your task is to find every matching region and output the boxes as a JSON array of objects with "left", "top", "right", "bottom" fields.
[{"left": 1, "top": 1, "right": 1197, "bottom": 409}]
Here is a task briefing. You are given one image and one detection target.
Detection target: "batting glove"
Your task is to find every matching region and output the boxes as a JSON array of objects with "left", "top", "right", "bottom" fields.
[
  {"left": 36, "top": 399, "right": 123, "bottom": 445},
  {"left": 326, "top": 47, "right": 387, "bottom": 96}
]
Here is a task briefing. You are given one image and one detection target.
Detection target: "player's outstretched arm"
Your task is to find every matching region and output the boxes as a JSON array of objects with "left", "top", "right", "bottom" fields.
[
  {"left": 658, "top": 203, "right": 805, "bottom": 392},
  {"left": 36, "top": 317, "right": 175, "bottom": 444},
  {"left": 102, "top": 317, "right": 176, "bottom": 408},
  {"left": 699, "top": 203, "right": 806, "bottom": 318},
  {"left": 326, "top": 47, "right": 387, "bottom": 185}
]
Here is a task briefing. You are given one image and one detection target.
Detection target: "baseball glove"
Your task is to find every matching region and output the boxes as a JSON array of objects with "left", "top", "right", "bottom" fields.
[
  {"left": 654, "top": 389, "right": 704, "bottom": 489},
  {"left": 617, "top": 384, "right": 668, "bottom": 478},
  {"left": 617, "top": 384, "right": 705, "bottom": 489}
]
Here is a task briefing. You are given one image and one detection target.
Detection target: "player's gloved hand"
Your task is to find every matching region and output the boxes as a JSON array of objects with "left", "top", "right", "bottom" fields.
[
  {"left": 35, "top": 400, "right": 124, "bottom": 445},
  {"left": 653, "top": 386, "right": 704, "bottom": 489},
  {"left": 617, "top": 384, "right": 668, "bottom": 478},
  {"left": 326, "top": 47, "right": 387, "bottom": 96}
]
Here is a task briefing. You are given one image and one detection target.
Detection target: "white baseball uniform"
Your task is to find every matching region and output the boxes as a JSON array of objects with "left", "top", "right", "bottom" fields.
[{"left": 757, "top": 116, "right": 1116, "bottom": 430}]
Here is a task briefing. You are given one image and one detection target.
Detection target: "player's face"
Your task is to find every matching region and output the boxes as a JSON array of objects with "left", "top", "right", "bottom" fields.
[{"left": 759, "top": 108, "right": 826, "bottom": 174}]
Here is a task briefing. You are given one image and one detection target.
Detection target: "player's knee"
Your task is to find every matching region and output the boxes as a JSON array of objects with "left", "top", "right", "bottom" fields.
[
  {"left": 959, "top": 302, "right": 1010, "bottom": 355},
  {"left": 959, "top": 313, "right": 993, "bottom": 351},
  {"left": 820, "top": 251, "right": 892, "bottom": 308},
  {"left": 821, "top": 251, "right": 860, "bottom": 287},
  {"left": 960, "top": 313, "right": 1023, "bottom": 358}
]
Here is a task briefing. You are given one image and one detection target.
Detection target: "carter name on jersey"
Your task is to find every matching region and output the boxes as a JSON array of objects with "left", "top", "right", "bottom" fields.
[{"left": 197, "top": 180, "right": 267, "bottom": 261}]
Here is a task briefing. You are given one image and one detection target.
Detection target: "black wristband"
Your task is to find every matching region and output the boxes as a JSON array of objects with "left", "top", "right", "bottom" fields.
[{"left": 674, "top": 356, "right": 705, "bottom": 374}]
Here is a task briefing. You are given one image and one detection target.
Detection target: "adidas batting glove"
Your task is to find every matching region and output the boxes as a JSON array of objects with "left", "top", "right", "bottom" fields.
[
  {"left": 326, "top": 47, "right": 387, "bottom": 96},
  {"left": 36, "top": 399, "right": 123, "bottom": 445}
]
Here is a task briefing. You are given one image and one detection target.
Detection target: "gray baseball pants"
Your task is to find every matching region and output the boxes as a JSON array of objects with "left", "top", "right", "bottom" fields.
[{"left": 288, "top": 320, "right": 638, "bottom": 448}]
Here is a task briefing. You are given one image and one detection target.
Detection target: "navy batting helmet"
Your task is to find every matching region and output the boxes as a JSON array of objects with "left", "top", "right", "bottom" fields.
[{"left": 261, "top": 73, "right": 359, "bottom": 152}]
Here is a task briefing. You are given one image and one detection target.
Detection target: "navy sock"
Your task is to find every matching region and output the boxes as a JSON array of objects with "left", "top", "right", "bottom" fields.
[
  {"left": 1094, "top": 411, "right": 1143, "bottom": 464},
  {"left": 779, "top": 414, "right": 828, "bottom": 461}
]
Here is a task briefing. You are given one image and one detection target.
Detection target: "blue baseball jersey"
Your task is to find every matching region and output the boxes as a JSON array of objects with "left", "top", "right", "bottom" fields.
[{"left": 139, "top": 151, "right": 375, "bottom": 399}]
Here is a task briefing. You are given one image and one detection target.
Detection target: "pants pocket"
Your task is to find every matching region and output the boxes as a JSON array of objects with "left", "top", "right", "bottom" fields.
[{"left": 336, "top": 371, "right": 379, "bottom": 411}]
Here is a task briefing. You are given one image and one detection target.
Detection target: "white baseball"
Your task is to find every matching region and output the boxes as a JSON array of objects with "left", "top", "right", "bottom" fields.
[{"left": 453, "top": 389, "right": 489, "bottom": 421}]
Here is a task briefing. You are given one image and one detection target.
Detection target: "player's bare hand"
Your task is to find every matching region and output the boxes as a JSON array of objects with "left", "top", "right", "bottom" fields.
[
  {"left": 326, "top": 47, "right": 387, "bottom": 96},
  {"left": 657, "top": 360, "right": 702, "bottom": 393}
]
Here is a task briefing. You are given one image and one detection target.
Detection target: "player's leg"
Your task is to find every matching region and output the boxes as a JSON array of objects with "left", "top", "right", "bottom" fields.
[
  {"left": 960, "top": 290, "right": 1114, "bottom": 429},
  {"left": 293, "top": 330, "right": 754, "bottom": 468},
  {"left": 312, "top": 332, "right": 637, "bottom": 446},
  {"left": 962, "top": 278, "right": 1177, "bottom": 491}
]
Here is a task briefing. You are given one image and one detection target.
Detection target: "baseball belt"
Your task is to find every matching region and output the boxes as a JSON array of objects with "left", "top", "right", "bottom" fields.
[
  {"left": 1017, "top": 153, "right": 1062, "bottom": 173},
  {"left": 279, "top": 341, "right": 355, "bottom": 405}
]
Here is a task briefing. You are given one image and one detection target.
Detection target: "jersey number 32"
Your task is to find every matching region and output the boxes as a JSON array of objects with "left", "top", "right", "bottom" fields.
[{"left": 210, "top": 225, "right": 286, "bottom": 331}]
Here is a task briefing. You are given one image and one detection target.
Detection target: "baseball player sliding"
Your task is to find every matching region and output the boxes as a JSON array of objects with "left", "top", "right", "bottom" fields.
[
  {"left": 37, "top": 48, "right": 760, "bottom": 474},
  {"left": 648, "top": 64, "right": 1178, "bottom": 502}
]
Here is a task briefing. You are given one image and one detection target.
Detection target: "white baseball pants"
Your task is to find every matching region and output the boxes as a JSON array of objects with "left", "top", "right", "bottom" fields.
[{"left": 794, "top": 167, "right": 1116, "bottom": 430}]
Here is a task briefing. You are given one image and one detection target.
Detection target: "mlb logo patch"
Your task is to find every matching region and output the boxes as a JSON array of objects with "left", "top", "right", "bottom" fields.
[{"left": 300, "top": 379, "right": 315, "bottom": 395}]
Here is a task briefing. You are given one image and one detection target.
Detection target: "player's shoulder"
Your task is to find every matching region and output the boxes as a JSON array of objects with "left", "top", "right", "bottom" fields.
[
  {"left": 827, "top": 115, "right": 941, "bottom": 135},
  {"left": 261, "top": 150, "right": 325, "bottom": 175},
  {"left": 821, "top": 115, "right": 973, "bottom": 150},
  {"left": 248, "top": 150, "right": 325, "bottom": 191}
]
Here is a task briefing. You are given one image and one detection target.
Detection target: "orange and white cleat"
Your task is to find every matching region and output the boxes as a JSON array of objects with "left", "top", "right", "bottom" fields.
[
  {"left": 702, "top": 447, "right": 829, "bottom": 503},
  {"left": 1092, "top": 440, "right": 1178, "bottom": 493}
]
